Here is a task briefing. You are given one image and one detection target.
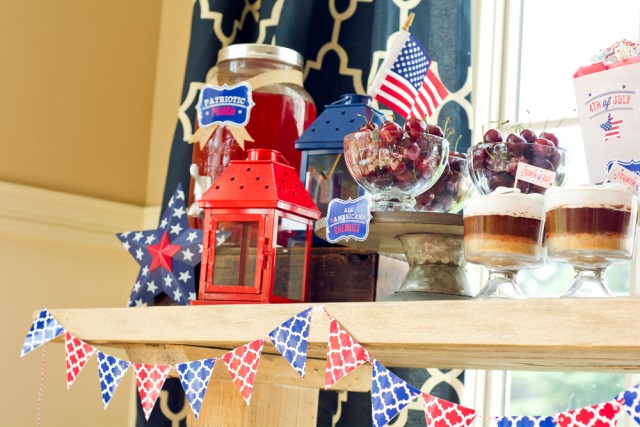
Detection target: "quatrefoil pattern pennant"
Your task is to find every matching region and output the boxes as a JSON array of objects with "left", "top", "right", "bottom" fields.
[
  {"left": 221, "top": 339, "right": 264, "bottom": 405},
  {"left": 371, "top": 360, "right": 421, "bottom": 427},
  {"left": 325, "top": 317, "right": 372, "bottom": 389},
  {"left": 422, "top": 393, "right": 477, "bottom": 427},
  {"left": 616, "top": 384, "right": 640, "bottom": 425},
  {"left": 176, "top": 358, "right": 216, "bottom": 419},
  {"left": 134, "top": 363, "right": 172, "bottom": 421},
  {"left": 496, "top": 415, "right": 557, "bottom": 427},
  {"left": 65, "top": 332, "right": 96, "bottom": 389},
  {"left": 555, "top": 401, "right": 621, "bottom": 427},
  {"left": 21, "top": 308, "right": 64, "bottom": 357},
  {"left": 97, "top": 352, "right": 130, "bottom": 409},
  {"left": 268, "top": 307, "right": 312, "bottom": 378}
]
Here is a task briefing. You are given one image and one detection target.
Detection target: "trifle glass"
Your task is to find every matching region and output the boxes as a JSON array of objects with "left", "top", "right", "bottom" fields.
[
  {"left": 463, "top": 188, "right": 546, "bottom": 298},
  {"left": 544, "top": 184, "right": 638, "bottom": 297}
]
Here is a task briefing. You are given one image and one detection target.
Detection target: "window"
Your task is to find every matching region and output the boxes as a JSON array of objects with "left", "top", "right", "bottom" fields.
[{"left": 470, "top": 0, "right": 640, "bottom": 424}]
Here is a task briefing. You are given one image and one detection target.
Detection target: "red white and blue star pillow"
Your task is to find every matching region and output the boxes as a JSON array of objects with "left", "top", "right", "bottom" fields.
[{"left": 117, "top": 184, "right": 203, "bottom": 306}]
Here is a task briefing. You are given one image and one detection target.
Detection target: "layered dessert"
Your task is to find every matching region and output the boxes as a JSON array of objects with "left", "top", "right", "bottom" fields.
[
  {"left": 463, "top": 188, "right": 545, "bottom": 267},
  {"left": 545, "top": 184, "right": 638, "bottom": 261}
]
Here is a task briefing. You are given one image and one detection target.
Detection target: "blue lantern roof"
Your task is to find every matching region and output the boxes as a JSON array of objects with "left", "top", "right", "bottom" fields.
[{"left": 295, "top": 94, "right": 386, "bottom": 150}]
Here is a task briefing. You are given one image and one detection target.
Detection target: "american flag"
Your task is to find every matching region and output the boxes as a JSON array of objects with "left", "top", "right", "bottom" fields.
[
  {"left": 599, "top": 113, "right": 623, "bottom": 141},
  {"left": 368, "top": 32, "right": 449, "bottom": 119}
]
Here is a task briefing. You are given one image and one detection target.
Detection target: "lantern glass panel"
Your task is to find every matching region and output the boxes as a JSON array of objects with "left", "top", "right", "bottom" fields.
[
  {"left": 306, "top": 153, "right": 360, "bottom": 216},
  {"left": 273, "top": 217, "right": 308, "bottom": 300},
  {"left": 212, "top": 220, "right": 259, "bottom": 288}
]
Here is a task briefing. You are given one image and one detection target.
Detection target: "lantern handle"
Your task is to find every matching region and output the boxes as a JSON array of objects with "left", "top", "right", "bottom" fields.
[{"left": 276, "top": 151, "right": 290, "bottom": 166}]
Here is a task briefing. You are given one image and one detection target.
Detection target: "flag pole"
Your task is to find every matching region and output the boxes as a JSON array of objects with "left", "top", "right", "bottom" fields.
[{"left": 367, "top": 13, "right": 416, "bottom": 97}]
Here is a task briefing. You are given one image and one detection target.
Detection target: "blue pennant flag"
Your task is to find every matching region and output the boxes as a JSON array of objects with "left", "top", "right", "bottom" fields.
[
  {"left": 177, "top": 358, "right": 216, "bottom": 419},
  {"left": 267, "top": 308, "right": 312, "bottom": 378},
  {"left": 495, "top": 415, "right": 556, "bottom": 427},
  {"left": 21, "top": 307, "right": 64, "bottom": 357},
  {"left": 371, "top": 360, "right": 421, "bottom": 427},
  {"left": 616, "top": 383, "right": 640, "bottom": 425},
  {"left": 98, "top": 352, "right": 131, "bottom": 409}
]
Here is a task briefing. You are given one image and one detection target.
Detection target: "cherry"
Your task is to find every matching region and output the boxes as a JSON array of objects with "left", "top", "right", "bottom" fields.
[
  {"left": 379, "top": 120, "right": 403, "bottom": 145},
  {"left": 483, "top": 128, "right": 503, "bottom": 143},
  {"left": 539, "top": 131, "right": 559, "bottom": 147},
  {"left": 358, "top": 122, "right": 377, "bottom": 132},
  {"left": 488, "top": 172, "right": 515, "bottom": 191},
  {"left": 506, "top": 133, "right": 526, "bottom": 143},
  {"left": 519, "top": 128, "right": 537, "bottom": 144},
  {"left": 427, "top": 125, "right": 444, "bottom": 137},
  {"left": 404, "top": 116, "right": 427, "bottom": 140},
  {"left": 532, "top": 138, "right": 555, "bottom": 157},
  {"left": 401, "top": 142, "right": 422, "bottom": 161}
]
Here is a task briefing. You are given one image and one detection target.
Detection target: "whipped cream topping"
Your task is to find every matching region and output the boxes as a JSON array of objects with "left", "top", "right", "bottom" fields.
[
  {"left": 463, "top": 187, "right": 545, "bottom": 219},
  {"left": 545, "top": 183, "right": 637, "bottom": 211}
]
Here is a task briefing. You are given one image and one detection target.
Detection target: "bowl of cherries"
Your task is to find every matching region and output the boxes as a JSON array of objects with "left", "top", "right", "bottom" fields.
[
  {"left": 343, "top": 116, "right": 449, "bottom": 211},
  {"left": 415, "top": 125, "right": 474, "bottom": 213},
  {"left": 468, "top": 128, "right": 568, "bottom": 195}
]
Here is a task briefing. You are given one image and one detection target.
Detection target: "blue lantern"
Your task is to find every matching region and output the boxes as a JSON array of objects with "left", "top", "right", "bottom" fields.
[{"left": 295, "top": 94, "right": 386, "bottom": 217}]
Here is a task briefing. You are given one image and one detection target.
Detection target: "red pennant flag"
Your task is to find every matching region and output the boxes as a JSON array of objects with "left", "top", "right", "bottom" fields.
[
  {"left": 221, "top": 339, "right": 264, "bottom": 405},
  {"left": 422, "top": 393, "right": 476, "bottom": 427},
  {"left": 325, "top": 317, "right": 372, "bottom": 389},
  {"left": 64, "top": 332, "right": 96, "bottom": 389},
  {"left": 556, "top": 401, "right": 621, "bottom": 427},
  {"left": 133, "top": 363, "right": 172, "bottom": 421}
]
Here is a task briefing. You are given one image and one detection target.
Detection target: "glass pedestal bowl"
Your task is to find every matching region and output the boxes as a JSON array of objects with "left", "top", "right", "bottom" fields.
[
  {"left": 463, "top": 189, "right": 546, "bottom": 299},
  {"left": 544, "top": 184, "right": 638, "bottom": 298},
  {"left": 415, "top": 151, "right": 474, "bottom": 213},
  {"left": 343, "top": 130, "right": 449, "bottom": 211},
  {"left": 468, "top": 141, "right": 568, "bottom": 195}
]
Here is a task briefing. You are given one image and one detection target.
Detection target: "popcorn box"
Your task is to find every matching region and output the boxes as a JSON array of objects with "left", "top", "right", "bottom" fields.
[{"left": 573, "top": 55, "right": 640, "bottom": 184}]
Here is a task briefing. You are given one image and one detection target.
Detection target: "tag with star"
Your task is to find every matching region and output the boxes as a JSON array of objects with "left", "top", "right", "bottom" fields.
[{"left": 117, "top": 184, "right": 203, "bottom": 306}]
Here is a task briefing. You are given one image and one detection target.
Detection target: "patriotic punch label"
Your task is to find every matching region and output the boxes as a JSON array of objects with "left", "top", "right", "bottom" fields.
[{"left": 196, "top": 83, "right": 255, "bottom": 128}]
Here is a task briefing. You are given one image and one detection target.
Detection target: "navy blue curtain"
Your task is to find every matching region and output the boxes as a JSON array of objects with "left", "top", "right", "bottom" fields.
[{"left": 147, "top": 1, "right": 472, "bottom": 426}]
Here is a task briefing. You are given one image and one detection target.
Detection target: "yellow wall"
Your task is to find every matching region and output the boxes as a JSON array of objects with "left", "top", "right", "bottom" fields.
[{"left": 1, "top": 0, "right": 193, "bottom": 425}]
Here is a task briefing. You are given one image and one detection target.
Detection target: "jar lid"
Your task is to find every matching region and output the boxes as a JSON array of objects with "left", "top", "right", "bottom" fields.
[{"left": 218, "top": 44, "right": 304, "bottom": 68}]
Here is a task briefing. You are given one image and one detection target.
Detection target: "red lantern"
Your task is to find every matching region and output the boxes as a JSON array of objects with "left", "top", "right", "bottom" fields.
[{"left": 193, "top": 149, "right": 321, "bottom": 304}]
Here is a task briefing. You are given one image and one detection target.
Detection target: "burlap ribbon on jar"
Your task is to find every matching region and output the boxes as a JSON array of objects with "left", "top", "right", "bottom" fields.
[{"left": 189, "top": 69, "right": 304, "bottom": 150}]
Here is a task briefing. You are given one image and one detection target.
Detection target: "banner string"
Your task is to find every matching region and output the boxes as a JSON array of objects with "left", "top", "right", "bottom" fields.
[{"left": 36, "top": 343, "right": 47, "bottom": 427}]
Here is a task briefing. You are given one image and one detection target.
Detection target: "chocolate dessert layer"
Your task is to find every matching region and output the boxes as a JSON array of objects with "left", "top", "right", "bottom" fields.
[
  {"left": 464, "top": 214, "right": 542, "bottom": 241},
  {"left": 545, "top": 207, "right": 632, "bottom": 236}
]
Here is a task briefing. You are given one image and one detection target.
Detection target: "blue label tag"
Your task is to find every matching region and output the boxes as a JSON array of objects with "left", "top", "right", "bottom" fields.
[
  {"left": 196, "top": 83, "right": 255, "bottom": 128},
  {"left": 607, "top": 159, "right": 640, "bottom": 175},
  {"left": 325, "top": 196, "right": 372, "bottom": 243}
]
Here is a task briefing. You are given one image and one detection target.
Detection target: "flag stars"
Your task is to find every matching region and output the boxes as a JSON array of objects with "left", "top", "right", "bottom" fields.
[
  {"left": 133, "top": 232, "right": 144, "bottom": 242},
  {"left": 173, "top": 206, "right": 186, "bottom": 219},
  {"left": 160, "top": 218, "right": 168, "bottom": 229},
  {"left": 182, "top": 248, "right": 194, "bottom": 262},
  {"left": 173, "top": 288, "right": 183, "bottom": 302},
  {"left": 164, "top": 275, "right": 173, "bottom": 288},
  {"left": 186, "top": 231, "right": 198, "bottom": 243},
  {"left": 133, "top": 281, "right": 141, "bottom": 292},
  {"left": 146, "top": 280, "right": 158, "bottom": 293},
  {"left": 145, "top": 235, "right": 156, "bottom": 245},
  {"left": 170, "top": 223, "right": 184, "bottom": 235},
  {"left": 178, "top": 271, "right": 192, "bottom": 283},
  {"left": 135, "top": 248, "right": 144, "bottom": 261},
  {"left": 122, "top": 241, "right": 131, "bottom": 250},
  {"left": 141, "top": 265, "right": 149, "bottom": 276},
  {"left": 188, "top": 292, "right": 196, "bottom": 301}
]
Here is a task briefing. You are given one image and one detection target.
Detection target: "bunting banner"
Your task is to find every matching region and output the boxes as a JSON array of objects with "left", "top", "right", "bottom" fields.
[
  {"left": 221, "top": 339, "right": 265, "bottom": 405},
  {"left": 325, "top": 316, "right": 372, "bottom": 389},
  {"left": 176, "top": 358, "right": 216, "bottom": 420},
  {"left": 97, "top": 352, "right": 130, "bottom": 409},
  {"left": 371, "top": 359, "right": 421, "bottom": 427},
  {"left": 617, "top": 384, "right": 640, "bottom": 424},
  {"left": 20, "top": 307, "right": 64, "bottom": 357},
  {"left": 19, "top": 306, "right": 640, "bottom": 426},
  {"left": 423, "top": 392, "right": 477, "bottom": 427},
  {"left": 133, "top": 363, "right": 172, "bottom": 421},
  {"left": 64, "top": 332, "right": 96, "bottom": 389},
  {"left": 495, "top": 415, "right": 557, "bottom": 427},
  {"left": 268, "top": 307, "right": 312, "bottom": 378}
]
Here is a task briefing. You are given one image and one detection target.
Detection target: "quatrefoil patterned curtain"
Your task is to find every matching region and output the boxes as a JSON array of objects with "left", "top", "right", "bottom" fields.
[{"left": 150, "top": 1, "right": 472, "bottom": 426}]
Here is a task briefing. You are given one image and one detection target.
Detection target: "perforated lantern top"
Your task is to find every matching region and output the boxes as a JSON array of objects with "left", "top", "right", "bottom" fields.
[
  {"left": 199, "top": 149, "right": 321, "bottom": 220},
  {"left": 294, "top": 94, "right": 386, "bottom": 150}
]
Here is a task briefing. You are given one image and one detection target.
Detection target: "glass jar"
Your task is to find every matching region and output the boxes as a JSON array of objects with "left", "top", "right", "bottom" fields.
[{"left": 189, "top": 44, "right": 316, "bottom": 227}]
